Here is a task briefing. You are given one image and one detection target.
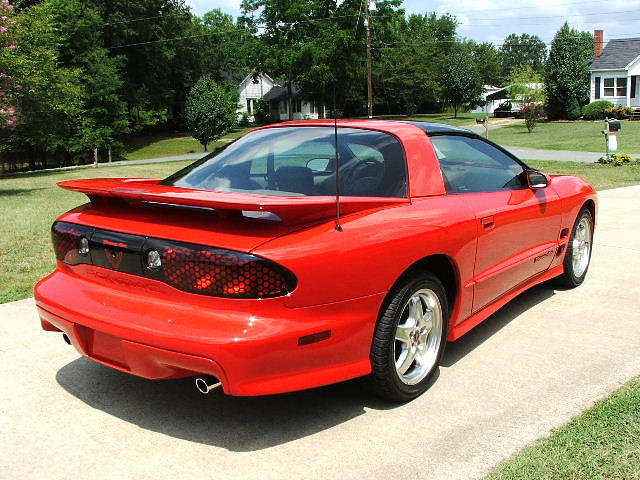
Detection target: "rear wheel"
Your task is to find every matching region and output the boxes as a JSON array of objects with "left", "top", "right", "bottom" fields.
[
  {"left": 365, "top": 271, "right": 448, "bottom": 402},
  {"left": 556, "top": 207, "right": 593, "bottom": 288}
]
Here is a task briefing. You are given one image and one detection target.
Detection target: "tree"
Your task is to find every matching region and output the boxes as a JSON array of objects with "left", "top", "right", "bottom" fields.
[
  {"left": 441, "top": 49, "right": 483, "bottom": 117},
  {"left": 469, "top": 41, "right": 504, "bottom": 86},
  {"left": 500, "top": 34, "right": 547, "bottom": 77},
  {"left": 0, "top": 0, "right": 18, "bottom": 139},
  {"left": 186, "top": 76, "right": 238, "bottom": 151},
  {"left": 544, "top": 23, "right": 593, "bottom": 120},
  {"left": 49, "top": 0, "right": 129, "bottom": 157},
  {"left": 2, "top": 1, "right": 83, "bottom": 169},
  {"left": 509, "top": 64, "right": 546, "bottom": 132}
]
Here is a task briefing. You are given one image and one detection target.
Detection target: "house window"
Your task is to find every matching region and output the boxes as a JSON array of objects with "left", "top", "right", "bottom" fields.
[
  {"left": 309, "top": 101, "right": 316, "bottom": 114},
  {"left": 246, "top": 99, "right": 253, "bottom": 114},
  {"left": 603, "top": 77, "right": 627, "bottom": 97}
]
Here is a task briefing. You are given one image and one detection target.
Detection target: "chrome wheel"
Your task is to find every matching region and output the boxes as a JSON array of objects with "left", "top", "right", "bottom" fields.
[
  {"left": 393, "top": 289, "right": 443, "bottom": 385},
  {"left": 571, "top": 216, "right": 592, "bottom": 278}
]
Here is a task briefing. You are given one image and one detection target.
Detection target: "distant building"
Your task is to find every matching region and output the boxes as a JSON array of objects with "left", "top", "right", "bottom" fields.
[
  {"left": 589, "top": 30, "right": 640, "bottom": 107},
  {"left": 263, "top": 85, "right": 325, "bottom": 121},
  {"left": 236, "top": 72, "right": 276, "bottom": 121},
  {"left": 235, "top": 73, "right": 326, "bottom": 122},
  {"left": 470, "top": 85, "right": 503, "bottom": 114}
]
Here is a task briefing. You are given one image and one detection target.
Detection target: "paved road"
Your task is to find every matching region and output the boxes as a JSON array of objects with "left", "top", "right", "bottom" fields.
[{"left": 2, "top": 186, "right": 640, "bottom": 480}]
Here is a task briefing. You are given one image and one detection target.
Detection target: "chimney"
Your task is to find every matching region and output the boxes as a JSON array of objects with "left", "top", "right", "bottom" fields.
[{"left": 594, "top": 30, "right": 604, "bottom": 58}]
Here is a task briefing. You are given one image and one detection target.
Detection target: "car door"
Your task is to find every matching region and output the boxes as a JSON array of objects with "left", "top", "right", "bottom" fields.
[{"left": 431, "top": 134, "right": 563, "bottom": 312}]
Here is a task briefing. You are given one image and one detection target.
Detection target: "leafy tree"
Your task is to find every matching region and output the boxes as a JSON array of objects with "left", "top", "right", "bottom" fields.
[
  {"left": 500, "top": 33, "right": 547, "bottom": 77},
  {"left": 0, "top": 0, "right": 18, "bottom": 138},
  {"left": 469, "top": 41, "right": 504, "bottom": 86},
  {"left": 544, "top": 23, "right": 593, "bottom": 120},
  {"left": 441, "top": 48, "right": 483, "bottom": 117},
  {"left": 377, "top": 13, "right": 457, "bottom": 115},
  {"left": 509, "top": 64, "right": 546, "bottom": 132},
  {"left": 2, "top": 1, "right": 83, "bottom": 168},
  {"left": 186, "top": 76, "right": 238, "bottom": 151},
  {"left": 49, "top": 0, "right": 129, "bottom": 156}
]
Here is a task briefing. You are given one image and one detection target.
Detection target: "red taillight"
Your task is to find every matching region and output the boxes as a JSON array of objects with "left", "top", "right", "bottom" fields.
[
  {"left": 51, "top": 222, "right": 296, "bottom": 299},
  {"left": 51, "top": 222, "right": 92, "bottom": 265},
  {"left": 147, "top": 241, "right": 295, "bottom": 299}
]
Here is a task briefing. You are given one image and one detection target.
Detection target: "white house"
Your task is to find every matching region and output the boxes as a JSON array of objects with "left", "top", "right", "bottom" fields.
[
  {"left": 470, "top": 85, "right": 503, "bottom": 114},
  {"left": 236, "top": 72, "right": 276, "bottom": 121},
  {"left": 263, "top": 84, "right": 325, "bottom": 121},
  {"left": 589, "top": 30, "right": 640, "bottom": 108}
]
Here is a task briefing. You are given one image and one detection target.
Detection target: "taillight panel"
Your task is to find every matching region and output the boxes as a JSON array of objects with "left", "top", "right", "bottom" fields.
[{"left": 51, "top": 221, "right": 297, "bottom": 298}]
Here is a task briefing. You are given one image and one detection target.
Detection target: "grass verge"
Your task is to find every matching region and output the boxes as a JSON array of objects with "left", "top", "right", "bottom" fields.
[
  {"left": 485, "top": 376, "right": 640, "bottom": 480},
  {"left": 489, "top": 121, "right": 640, "bottom": 153},
  {"left": 122, "top": 128, "right": 249, "bottom": 161}
]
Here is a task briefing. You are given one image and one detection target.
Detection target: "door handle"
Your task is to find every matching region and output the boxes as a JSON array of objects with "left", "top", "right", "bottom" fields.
[{"left": 481, "top": 215, "right": 495, "bottom": 229}]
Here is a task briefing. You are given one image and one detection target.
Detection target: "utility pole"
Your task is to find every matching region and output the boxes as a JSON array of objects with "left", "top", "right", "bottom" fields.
[{"left": 364, "top": 0, "right": 373, "bottom": 119}]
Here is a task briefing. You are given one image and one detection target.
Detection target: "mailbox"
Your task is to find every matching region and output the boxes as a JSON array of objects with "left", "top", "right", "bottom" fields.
[{"left": 607, "top": 119, "right": 622, "bottom": 132}]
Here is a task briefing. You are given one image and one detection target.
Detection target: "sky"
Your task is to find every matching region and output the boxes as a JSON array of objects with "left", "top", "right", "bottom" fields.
[{"left": 184, "top": 0, "right": 640, "bottom": 45}]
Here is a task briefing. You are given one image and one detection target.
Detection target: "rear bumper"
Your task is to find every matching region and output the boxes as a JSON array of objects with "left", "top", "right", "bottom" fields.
[{"left": 34, "top": 264, "right": 384, "bottom": 396}]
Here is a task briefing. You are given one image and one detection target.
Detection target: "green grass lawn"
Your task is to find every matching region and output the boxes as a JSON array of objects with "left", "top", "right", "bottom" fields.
[
  {"left": 486, "top": 376, "right": 640, "bottom": 480},
  {"left": 490, "top": 121, "right": 640, "bottom": 153},
  {"left": 1, "top": 158, "right": 639, "bottom": 304},
  {"left": 373, "top": 112, "right": 487, "bottom": 127},
  {"left": 527, "top": 160, "right": 640, "bottom": 191},
  {"left": 122, "top": 128, "right": 250, "bottom": 161}
]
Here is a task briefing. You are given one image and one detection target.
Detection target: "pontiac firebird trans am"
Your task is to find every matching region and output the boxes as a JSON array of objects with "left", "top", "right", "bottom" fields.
[{"left": 35, "top": 120, "right": 596, "bottom": 401}]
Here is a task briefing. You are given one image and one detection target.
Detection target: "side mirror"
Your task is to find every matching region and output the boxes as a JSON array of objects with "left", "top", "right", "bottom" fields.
[{"left": 527, "top": 170, "right": 549, "bottom": 189}]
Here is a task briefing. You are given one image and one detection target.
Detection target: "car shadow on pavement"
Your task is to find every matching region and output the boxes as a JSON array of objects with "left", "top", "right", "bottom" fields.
[
  {"left": 55, "top": 284, "right": 553, "bottom": 451},
  {"left": 56, "top": 358, "right": 399, "bottom": 452},
  {"left": 442, "top": 283, "right": 556, "bottom": 367}
]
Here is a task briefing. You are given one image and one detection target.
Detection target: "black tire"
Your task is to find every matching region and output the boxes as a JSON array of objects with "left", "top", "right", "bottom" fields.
[
  {"left": 364, "top": 271, "right": 448, "bottom": 402},
  {"left": 555, "top": 207, "right": 594, "bottom": 289}
]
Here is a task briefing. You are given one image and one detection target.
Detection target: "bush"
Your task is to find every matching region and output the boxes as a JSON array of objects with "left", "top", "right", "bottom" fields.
[
  {"left": 582, "top": 100, "right": 615, "bottom": 120},
  {"left": 237, "top": 111, "right": 251, "bottom": 127},
  {"left": 604, "top": 105, "right": 634, "bottom": 120},
  {"left": 598, "top": 153, "right": 635, "bottom": 165},
  {"left": 253, "top": 98, "right": 271, "bottom": 125},
  {"left": 567, "top": 101, "right": 581, "bottom": 120}
]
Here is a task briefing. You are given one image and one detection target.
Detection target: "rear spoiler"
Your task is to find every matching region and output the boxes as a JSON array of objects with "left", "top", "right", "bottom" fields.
[{"left": 58, "top": 178, "right": 409, "bottom": 225}]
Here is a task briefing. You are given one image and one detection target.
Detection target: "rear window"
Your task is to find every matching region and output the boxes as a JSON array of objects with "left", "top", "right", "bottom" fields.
[{"left": 162, "top": 127, "right": 407, "bottom": 197}]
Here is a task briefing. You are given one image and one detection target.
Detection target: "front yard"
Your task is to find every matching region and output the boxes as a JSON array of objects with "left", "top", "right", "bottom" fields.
[{"left": 489, "top": 120, "right": 640, "bottom": 153}]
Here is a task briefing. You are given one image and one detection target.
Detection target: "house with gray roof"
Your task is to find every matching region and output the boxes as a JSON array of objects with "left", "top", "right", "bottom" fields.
[{"left": 589, "top": 30, "right": 640, "bottom": 108}]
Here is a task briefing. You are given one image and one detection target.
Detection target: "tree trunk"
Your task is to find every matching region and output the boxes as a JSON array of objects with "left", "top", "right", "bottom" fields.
[
  {"left": 204, "top": 141, "right": 208, "bottom": 152},
  {"left": 454, "top": 105, "right": 458, "bottom": 118}
]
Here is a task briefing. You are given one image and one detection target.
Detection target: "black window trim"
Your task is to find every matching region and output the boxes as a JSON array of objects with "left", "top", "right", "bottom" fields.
[{"left": 427, "top": 131, "right": 533, "bottom": 194}]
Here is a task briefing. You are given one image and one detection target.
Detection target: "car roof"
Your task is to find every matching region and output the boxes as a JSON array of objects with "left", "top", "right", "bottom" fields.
[
  {"left": 400, "top": 121, "right": 478, "bottom": 136},
  {"left": 257, "top": 119, "right": 477, "bottom": 137}
]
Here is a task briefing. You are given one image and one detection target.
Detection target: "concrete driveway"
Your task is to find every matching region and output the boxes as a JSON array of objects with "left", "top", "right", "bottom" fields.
[{"left": 2, "top": 186, "right": 639, "bottom": 480}]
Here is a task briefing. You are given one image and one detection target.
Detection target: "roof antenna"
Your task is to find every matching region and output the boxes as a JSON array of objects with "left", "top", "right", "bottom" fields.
[{"left": 333, "top": 83, "right": 342, "bottom": 232}]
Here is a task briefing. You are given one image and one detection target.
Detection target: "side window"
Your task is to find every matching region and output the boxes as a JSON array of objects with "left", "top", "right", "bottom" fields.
[{"left": 430, "top": 135, "right": 527, "bottom": 193}]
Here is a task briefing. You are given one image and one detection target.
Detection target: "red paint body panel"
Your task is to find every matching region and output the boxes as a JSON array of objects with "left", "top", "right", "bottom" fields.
[{"left": 34, "top": 120, "right": 597, "bottom": 395}]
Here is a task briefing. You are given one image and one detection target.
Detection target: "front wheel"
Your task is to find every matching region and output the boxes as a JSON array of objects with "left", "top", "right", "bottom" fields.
[
  {"left": 365, "top": 271, "right": 448, "bottom": 402},
  {"left": 556, "top": 207, "right": 594, "bottom": 288}
]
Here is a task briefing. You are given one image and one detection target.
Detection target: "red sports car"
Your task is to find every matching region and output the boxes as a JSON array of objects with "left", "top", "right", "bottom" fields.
[{"left": 35, "top": 120, "right": 596, "bottom": 401}]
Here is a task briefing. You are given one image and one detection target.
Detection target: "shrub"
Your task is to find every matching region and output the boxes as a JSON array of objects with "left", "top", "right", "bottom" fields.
[
  {"left": 598, "top": 153, "right": 633, "bottom": 165},
  {"left": 253, "top": 98, "right": 271, "bottom": 125},
  {"left": 567, "top": 101, "right": 581, "bottom": 120},
  {"left": 582, "top": 100, "right": 615, "bottom": 120},
  {"left": 237, "top": 111, "right": 251, "bottom": 127},
  {"left": 604, "top": 105, "right": 634, "bottom": 120}
]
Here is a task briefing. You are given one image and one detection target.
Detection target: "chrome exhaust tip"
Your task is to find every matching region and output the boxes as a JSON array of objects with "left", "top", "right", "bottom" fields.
[
  {"left": 62, "top": 333, "right": 71, "bottom": 345},
  {"left": 195, "top": 376, "right": 221, "bottom": 394}
]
